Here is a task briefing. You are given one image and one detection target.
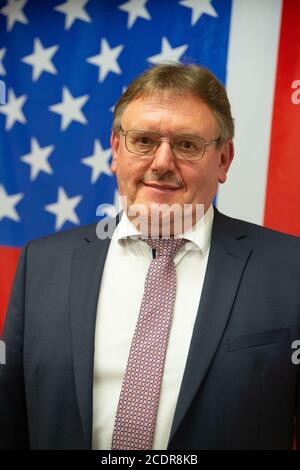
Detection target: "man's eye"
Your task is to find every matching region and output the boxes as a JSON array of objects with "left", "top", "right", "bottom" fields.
[
  {"left": 177, "top": 140, "right": 195, "bottom": 151},
  {"left": 135, "top": 135, "right": 154, "bottom": 145}
]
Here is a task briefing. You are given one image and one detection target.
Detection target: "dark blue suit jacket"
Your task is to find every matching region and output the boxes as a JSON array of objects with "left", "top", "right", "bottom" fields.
[{"left": 1, "top": 208, "right": 300, "bottom": 449}]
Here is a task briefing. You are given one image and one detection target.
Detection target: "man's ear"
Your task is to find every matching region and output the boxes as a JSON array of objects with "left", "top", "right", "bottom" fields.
[
  {"left": 218, "top": 140, "right": 234, "bottom": 184},
  {"left": 110, "top": 130, "right": 120, "bottom": 174}
]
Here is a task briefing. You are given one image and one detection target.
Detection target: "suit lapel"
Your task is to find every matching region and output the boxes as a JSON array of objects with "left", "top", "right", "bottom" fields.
[
  {"left": 168, "top": 209, "right": 253, "bottom": 446},
  {"left": 69, "top": 221, "right": 112, "bottom": 448},
  {"left": 69, "top": 209, "right": 253, "bottom": 448}
]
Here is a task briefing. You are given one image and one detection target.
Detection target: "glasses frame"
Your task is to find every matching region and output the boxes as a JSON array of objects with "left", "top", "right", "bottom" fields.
[{"left": 119, "top": 127, "right": 222, "bottom": 161}]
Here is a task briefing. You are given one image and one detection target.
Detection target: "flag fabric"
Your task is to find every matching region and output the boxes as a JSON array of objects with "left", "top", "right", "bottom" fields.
[
  {"left": 217, "top": 0, "right": 300, "bottom": 236},
  {"left": 0, "top": 0, "right": 299, "bottom": 333},
  {"left": 0, "top": 0, "right": 232, "bottom": 330}
]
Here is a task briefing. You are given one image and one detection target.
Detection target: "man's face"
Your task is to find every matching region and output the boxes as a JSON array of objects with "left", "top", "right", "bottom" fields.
[{"left": 110, "top": 92, "right": 233, "bottom": 232}]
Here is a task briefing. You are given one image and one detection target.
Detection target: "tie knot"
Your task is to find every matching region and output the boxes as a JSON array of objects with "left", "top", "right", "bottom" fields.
[{"left": 142, "top": 237, "right": 186, "bottom": 257}]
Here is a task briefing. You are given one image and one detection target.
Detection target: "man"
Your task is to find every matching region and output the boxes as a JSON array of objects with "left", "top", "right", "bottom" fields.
[{"left": 0, "top": 63, "right": 300, "bottom": 450}]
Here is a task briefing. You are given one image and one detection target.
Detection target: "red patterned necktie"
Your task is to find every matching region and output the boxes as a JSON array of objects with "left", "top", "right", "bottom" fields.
[{"left": 111, "top": 237, "right": 186, "bottom": 450}]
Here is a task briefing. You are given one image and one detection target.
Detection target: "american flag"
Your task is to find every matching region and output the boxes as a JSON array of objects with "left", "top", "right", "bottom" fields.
[
  {"left": 0, "top": 0, "right": 300, "bottom": 331},
  {"left": 0, "top": 0, "right": 232, "bottom": 329}
]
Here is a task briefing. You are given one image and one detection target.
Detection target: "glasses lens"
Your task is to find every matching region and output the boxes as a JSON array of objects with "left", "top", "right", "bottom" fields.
[
  {"left": 126, "top": 130, "right": 159, "bottom": 155},
  {"left": 172, "top": 135, "right": 205, "bottom": 160},
  {"left": 124, "top": 130, "right": 207, "bottom": 160}
]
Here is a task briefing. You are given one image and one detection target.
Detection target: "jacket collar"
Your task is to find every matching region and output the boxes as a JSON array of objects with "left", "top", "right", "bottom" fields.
[{"left": 69, "top": 208, "right": 253, "bottom": 448}]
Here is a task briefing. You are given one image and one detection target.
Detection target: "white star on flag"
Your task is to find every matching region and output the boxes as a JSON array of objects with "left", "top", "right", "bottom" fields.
[
  {"left": 147, "top": 37, "right": 188, "bottom": 64},
  {"left": 45, "top": 187, "right": 82, "bottom": 231},
  {"left": 49, "top": 87, "right": 89, "bottom": 131},
  {"left": 87, "top": 38, "right": 124, "bottom": 82},
  {"left": 22, "top": 38, "right": 59, "bottom": 81},
  {"left": 0, "top": 0, "right": 28, "bottom": 31},
  {"left": 0, "top": 184, "right": 24, "bottom": 222},
  {"left": 0, "top": 88, "right": 27, "bottom": 130},
  {"left": 179, "top": 0, "right": 218, "bottom": 26},
  {"left": 118, "top": 0, "right": 151, "bottom": 29},
  {"left": 0, "top": 48, "right": 7, "bottom": 76},
  {"left": 20, "top": 138, "right": 54, "bottom": 181},
  {"left": 81, "top": 139, "right": 112, "bottom": 184},
  {"left": 54, "top": 0, "right": 91, "bottom": 30}
]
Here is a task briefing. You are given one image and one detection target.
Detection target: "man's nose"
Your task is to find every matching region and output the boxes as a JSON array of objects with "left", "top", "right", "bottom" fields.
[{"left": 149, "top": 140, "right": 176, "bottom": 172}]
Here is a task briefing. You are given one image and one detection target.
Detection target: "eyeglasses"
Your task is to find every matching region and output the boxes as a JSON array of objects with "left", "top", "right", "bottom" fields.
[{"left": 120, "top": 128, "right": 221, "bottom": 161}]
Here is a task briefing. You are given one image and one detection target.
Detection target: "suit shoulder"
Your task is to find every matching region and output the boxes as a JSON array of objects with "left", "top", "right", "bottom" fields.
[
  {"left": 26, "top": 222, "right": 98, "bottom": 253},
  {"left": 216, "top": 209, "right": 300, "bottom": 250}
]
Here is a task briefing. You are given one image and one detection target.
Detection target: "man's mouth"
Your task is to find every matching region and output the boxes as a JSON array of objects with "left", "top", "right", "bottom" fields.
[{"left": 142, "top": 182, "right": 182, "bottom": 192}]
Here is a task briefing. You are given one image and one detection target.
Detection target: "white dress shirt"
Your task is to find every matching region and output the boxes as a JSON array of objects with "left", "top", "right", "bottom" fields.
[{"left": 92, "top": 204, "right": 214, "bottom": 450}]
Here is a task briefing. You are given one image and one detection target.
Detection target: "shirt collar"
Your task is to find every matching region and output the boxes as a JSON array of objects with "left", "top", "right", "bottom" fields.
[{"left": 114, "top": 204, "right": 214, "bottom": 257}]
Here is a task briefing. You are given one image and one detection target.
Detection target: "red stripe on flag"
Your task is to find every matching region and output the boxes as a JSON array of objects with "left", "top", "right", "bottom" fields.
[
  {"left": 0, "top": 246, "right": 21, "bottom": 335},
  {"left": 264, "top": 0, "right": 300, "bottom": 236}
]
